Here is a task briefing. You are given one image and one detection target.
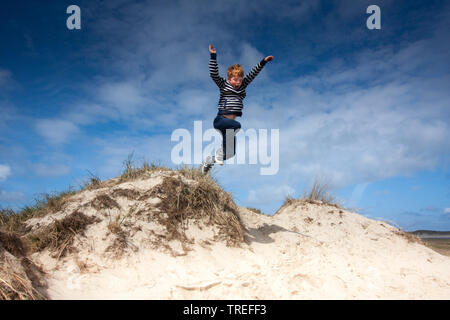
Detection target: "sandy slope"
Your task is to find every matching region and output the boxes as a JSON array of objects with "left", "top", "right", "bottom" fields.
[{"left": 27, "top": 172, "right": 450, "bottom": 299}]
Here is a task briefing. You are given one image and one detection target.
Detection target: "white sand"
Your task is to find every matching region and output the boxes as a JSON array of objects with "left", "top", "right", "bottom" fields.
[{"left": 28, "top": 172, "right": 450, "bottom": 299}]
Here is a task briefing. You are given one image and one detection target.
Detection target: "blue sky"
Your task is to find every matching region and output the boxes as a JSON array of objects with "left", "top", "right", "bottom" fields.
[{"left": 1, "top": 0, "right": 449, "bottom": 231}]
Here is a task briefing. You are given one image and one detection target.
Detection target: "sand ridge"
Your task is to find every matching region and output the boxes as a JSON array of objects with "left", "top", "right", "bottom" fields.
[{"left": 15, "top": 171, "right": 450, "bottom": 299}]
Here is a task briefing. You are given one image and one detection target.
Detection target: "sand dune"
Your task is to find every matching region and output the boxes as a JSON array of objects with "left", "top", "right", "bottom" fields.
[{"left": 2, "top": 169, "right": 449, "bottom": 299}]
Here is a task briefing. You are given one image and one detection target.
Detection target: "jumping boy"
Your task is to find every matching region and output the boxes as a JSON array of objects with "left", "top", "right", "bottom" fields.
[{"left": 201, "top": 44, "right": 274, "bottom": 174}]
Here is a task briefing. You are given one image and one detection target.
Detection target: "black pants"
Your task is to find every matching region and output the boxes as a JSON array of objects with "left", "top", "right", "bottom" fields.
[{"left": 213, "top": 115, "right": 241, "bottom": 160}]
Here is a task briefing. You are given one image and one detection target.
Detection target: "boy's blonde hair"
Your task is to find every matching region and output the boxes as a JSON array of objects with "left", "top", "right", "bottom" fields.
[{"left": 227, "top": 64, "right": 244, "bottom": 78}]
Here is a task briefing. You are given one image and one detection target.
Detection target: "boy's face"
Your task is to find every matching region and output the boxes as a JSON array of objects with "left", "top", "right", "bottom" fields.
[{"left": 227, "top": 76, "right": 243, "bottom": 89}]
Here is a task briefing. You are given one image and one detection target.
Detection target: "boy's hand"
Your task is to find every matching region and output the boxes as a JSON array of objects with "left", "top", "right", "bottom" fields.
[
  {"left": 209, "top": 45, "right": 216, "bottom": 54},
  {"left": 264, "top": 56, "right": 274, "bottom": 62}
]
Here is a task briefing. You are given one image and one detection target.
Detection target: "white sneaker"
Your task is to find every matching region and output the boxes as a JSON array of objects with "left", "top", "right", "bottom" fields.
[
  {"left": 201, "top": 156, "right": 215, "bottom": 174},
  {"left": 215, "top": 148, "right": 224, "bottom": 165}
]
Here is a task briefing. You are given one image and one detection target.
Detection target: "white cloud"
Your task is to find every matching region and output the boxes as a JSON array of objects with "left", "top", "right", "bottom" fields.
[
  {"left": 175, "top": 89, "right": 214, "bottom": 116},
  {"left": 0, "top": 164, "right": 11, "bottom": 181},
  {"left": 66, "top": 103, "right": 119, "bottom": 125},
  {"left": 247, "top": 184, "right": 296, "bottom": 205},
  {"left": 238, "top": 42, "right": 266, "bottom": 76},
  {"left": 35, "top": 119, "right": 80, "bottom": 145},
  {"left": 33, "top": 163, "right": 71, "bottom": 177},
  {"left": 444, "top": 208, "right": 450, "bottom": 214},
  {"left": 98, "top": 82, "right": 145, "bottom": 115},
  {"left": 89, "top": 133, "right": 174, "bottom": 178}
]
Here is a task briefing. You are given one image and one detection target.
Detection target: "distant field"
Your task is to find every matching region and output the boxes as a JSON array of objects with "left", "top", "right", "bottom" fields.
[{"left": 421, "top": 238, "right": 450, "bottom": 257}]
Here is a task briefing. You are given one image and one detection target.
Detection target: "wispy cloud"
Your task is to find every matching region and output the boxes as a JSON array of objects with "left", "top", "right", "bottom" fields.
[
  {"left": 247, "top": 184, "right": 296, "bottom": 205},
  {"left": 0, "top": 164, "right": 11, "bottom": 181},
  {"left": 97, "top": 82, "right": 146, "bottom": 116},
  {"left": 32, "top": 163, "right": 71, "bottom": 177},
  {"left": 420, "top": 206, "right": 441, "bottom": 213},
  {"left": 35, "top": 119, "right": 80, "bottom": 145}
]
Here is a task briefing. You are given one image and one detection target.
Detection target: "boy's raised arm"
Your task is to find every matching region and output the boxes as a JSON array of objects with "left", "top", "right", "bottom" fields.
[
  {"left": 241, "top": 55, "right": 274, "bottom": 89},
  {"left": 209, "top": 44, "right": 225, "bottom": 88}
]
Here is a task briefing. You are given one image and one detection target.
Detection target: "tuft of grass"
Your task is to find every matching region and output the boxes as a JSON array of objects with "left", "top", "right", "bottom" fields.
[
  {"left": 89, "top": 194, "right": 120, "bottom": 211},
  {"left": 0, "top": 189, "right": 77, "bottom": 234},
  {"left": 119, "top": 152, "right": 170, "bottom": 182},
  {"left": 0, "top": 267, "right": 46, "bottom": 300},
  {"left": 105, "top": 213, "right": 131, "bottom": 258},
  {"left": 246, "top": 207, "right": 265, "bottom": 215},
  {"left": 83, "top": 170, "right": 102, "bottom": 190},
  {"left": 0, "top": 230, "right": 27, "bottom": 257},
  {"left": 150, "top": 174, "right": 245, "bottom": 250},
  {"left": 274, "top": 178, "right": 341, "bottom": 215},
  {"left": 0, "top": 230, "right": 47, "bottom": 300},
  {"left": 27, "top": 211, "right": 100, "bottom": 259},
  {"left": 111, "top": 188, "right": 141, "bottom": 200},
  {"left": 303, "top": 179, "right": 336, "bottom": 204},
  {"left": 274, "top": 195, "right": 297, "bottom": 215}
]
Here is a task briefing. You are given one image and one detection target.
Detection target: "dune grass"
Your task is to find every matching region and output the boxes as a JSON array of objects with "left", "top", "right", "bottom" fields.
[
  {"left": 302, "top": 179, "right": 337, "bottom": 204},
  {"left": 246, "top": 207, "right": 265, "bottom": 215},
  {"left": 275, "top": 178, "right": 341, "bottom": 214},
  {"left": 26, "top": 211, "right": 100, "bottom": 259},
  {"left": 0, "top": 230, "right": 47, "bottom": 300},
  {"left": 119, "top": 151, "right": 170, "bottom": 182},
  {"left": 150, "top": 171, "right": 245, "bottom": 249},
  {"left": 0, "top": 188, "right": 78, "bottom": 235}
]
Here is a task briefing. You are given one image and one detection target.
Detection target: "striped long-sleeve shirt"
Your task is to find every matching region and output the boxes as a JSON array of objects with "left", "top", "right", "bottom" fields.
[{"left": 209, "top": 53, "right": 267, "bottom": 117}]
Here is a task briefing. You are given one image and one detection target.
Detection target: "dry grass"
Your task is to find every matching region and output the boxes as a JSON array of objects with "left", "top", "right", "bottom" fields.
[
  {"left": 303, "top": 179, "right": 337, "bottom": 204},
  {"left": 105, "top": 223, "right": 129, "bottom": 258},
  {"left": 107, "top": 214, "right": 124, "bottom": 235},
  {"left": 111, "top": 188, "right": 141, "bottom": 200},
  {"left": 119, "top": 152, "right": 169, "bottom": 182},
  {"left": 149, "top": 172, "right": 245, "bottom": 250},
  {"left": 0, "top": 266, "right": 46, "bottom": 300},
  {"left": 393, "top": 229, "right": 424, "bottom": 244},
  {"left": 0, "top": 230, "right": 47, "bottom": 300},
  {"left": 0, "top": 189, "right": 77, "bottom": 234},
  {"left": 83, "top": 170, "right": 102, "bottom": 190},
  {"left": 274, "top": 179, "right": 341, "bottom": 215},
  {"left": 0, "top": 231, "right": 27, "bottom": 257},
  {"left": 89, "top": 193, "right": 121, "bottom": 211},
  {"left": 246, "top": 207, "right": 265, "bottom": 215},
  {"left": 27, "top": 211, "right": 100, "bottom": 259},
  {"left": 274, "top": 195, "right": 297, "bottom": 215}
]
